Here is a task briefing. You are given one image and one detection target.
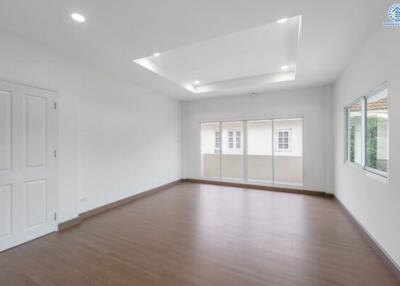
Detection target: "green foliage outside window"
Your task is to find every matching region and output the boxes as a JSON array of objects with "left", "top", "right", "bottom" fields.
[
  {"left": 349, "top": 125, "right": 355, "bottom": 162},
  {"left": 366, "top": 116, "right": 378, "bottom": 169},
  {"left": 366, "top": 116, "right": 387, "bottom": 172}
]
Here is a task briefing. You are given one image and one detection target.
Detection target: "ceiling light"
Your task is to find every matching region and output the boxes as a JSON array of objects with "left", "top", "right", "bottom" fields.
[
  {"left": 153, "top": 52, "right": 161, "bottom": 57},
  {"left": 194, "top": 80, "right": 201, "bottom": 85},
  {"left": 280, "top": 65, "right": 289, "bottom": 71},
  {"left": 277, "top": 18, "right": 288, "bottom": 24},
  {"left": 71, "top": 13, "right": 86, "bottom": 23}
]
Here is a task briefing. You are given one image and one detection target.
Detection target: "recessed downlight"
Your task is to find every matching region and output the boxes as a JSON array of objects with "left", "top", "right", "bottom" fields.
[
  {"left": 277, "top": 18, "right": 288, "bottom": 24},
  {"left": 280, "top": 65, "right": 289, "bottom": 71},
  {"left": 71, "top": 13, "right": 86, "bottom": 23},
  {"left": 194, "top": 80, "right": 201, "bottom": 85},
  {"left": 153, "top": 52, "right": 161, "bottom": 57}
]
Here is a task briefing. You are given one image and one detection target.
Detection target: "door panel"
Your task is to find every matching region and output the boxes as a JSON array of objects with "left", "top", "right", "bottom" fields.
[
  {"left": 247, "top": 120, "right": 273, "bottom": 183},
  {"left": 0, "top": 80, "right": 57, "bottom": 252},
  {"left": 0, "top": 185, "right": 12, "bottom": 238},
  {"left": 221, "top": 121, "right": 244, "bottom": 180},
  {"left": 24, "top": 180, "right": 47, "bottom": 229},
  {"left": 273, "top": 118, "right": 303, "bottom": 186},
  {"left": 0, "top": 91, "right": 11, "bottom": 171},
  {"left": 25, "top": 95, "right": 47, "bottom": 168}
]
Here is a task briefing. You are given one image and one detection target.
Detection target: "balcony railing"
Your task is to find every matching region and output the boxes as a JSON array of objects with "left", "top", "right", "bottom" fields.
[{"left": 201, "top": 154, "right": 303, "bottom": 186}]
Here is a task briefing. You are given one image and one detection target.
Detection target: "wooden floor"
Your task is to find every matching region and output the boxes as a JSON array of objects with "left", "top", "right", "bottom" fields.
[{"left": 0, "top": 183, "right": 398, "bottom": 286}]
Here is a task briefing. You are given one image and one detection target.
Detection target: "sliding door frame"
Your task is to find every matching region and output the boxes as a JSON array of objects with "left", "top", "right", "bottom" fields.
[{"left": 200, "top": 116, "right": 305, "bottom": 188}]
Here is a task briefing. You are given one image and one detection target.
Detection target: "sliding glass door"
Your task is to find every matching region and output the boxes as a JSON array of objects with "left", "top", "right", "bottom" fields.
[
  {"left": 273, "top": 118, "right": 303, "bottom": 186},
  {"left": 247, "top": 120, "right": 273, "bottom": 183},
  {"left": 221, "top": 121, "right": 244, "bottom": 180},
  {"left": 201, "top": 122, "right": 221, "bottom": 178},
  {"left": 200, "top": 117, "right": 303, "bottom": 187}
]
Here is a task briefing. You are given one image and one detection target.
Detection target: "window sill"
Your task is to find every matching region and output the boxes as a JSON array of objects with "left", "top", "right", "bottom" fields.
[
  {"left": 345, "top": 161, "right": 389, "bottom": 184},
  {"left": 364, "top": 170, "right": 389, "bottom": 184}
]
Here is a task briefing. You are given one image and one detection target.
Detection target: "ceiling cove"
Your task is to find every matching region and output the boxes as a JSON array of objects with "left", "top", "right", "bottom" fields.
[{"left": 134, "top": 15, "right": 302, "bottom": 94}]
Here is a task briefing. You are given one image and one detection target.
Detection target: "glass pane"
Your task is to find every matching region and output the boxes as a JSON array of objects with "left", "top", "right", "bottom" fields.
[
  {"left": 348, "top": 101, "right": 362, "bottom": 165},
  {"left": 366, "top": 89, "right": 388, "bottom": 174},
  {"left": 235, "top": 131, "right": 241, "bottom": 148},
  {"left": 215, "top": 131, "right": 221, "bottom": 149},
  {"left": 274, "top": 118, "right": 303, "bottom": 186},
  {"left": 201, "top": 123, "right": 220, "bottom": 178},
  {"left": 222, "top": 121, "right": 243, "bottom": 180},
  {"left": 247, "top": 120, "right": 273, "bottom": 183}
]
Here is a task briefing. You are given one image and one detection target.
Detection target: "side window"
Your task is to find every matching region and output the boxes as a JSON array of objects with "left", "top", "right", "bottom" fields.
[
  {"left": 347, "top": 100, "right": 363, "bottom": 165},
  {"left": 277, "top": 129, "right": 291, "bottom": 151},
  {"left": 345, "top": 84, "right": 389, "bottom": 178},
  {"left": 228, "top": 131, "right": 234, "bottom": 148},
  {"left": 365, "top": 89, "right": 388, "bottom": 175},
  {"left": 215, "top": 131, "right": 221, "bottom": 151},
  {"left": 235, "top": 131, "right": 241, "bottom": 148}
]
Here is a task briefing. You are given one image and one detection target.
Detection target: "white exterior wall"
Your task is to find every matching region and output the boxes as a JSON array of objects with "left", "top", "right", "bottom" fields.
[
  {"left": 248, "top": 121, "right": 273, "bottom": 155},
  {"left": 221, "top": 126, "right": 243, "bottom": 155},
  {"left": 201, "top": 124, "right": 219, "bottom": 154},
  {"left": 274, "top": 119, "right": 303, "bottom": 157}
]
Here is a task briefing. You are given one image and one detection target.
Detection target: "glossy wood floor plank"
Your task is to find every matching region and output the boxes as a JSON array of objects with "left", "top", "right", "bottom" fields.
[{"left": 0, "top": 183, "right": 398, "bottom": 286}]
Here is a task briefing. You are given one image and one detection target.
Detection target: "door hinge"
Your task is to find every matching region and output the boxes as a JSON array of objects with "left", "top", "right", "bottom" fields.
[
  {"left": 54, "top": 102, "right": 57, "bottom": 110},
  {"left": 54, "top": 150, "right": 57, "bottom": 158},
  {"left": 54, "top": 213, "right": 57, "bottom": 221}
]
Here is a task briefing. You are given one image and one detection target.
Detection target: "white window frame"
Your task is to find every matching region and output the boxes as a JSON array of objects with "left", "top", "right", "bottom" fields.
[
  {"left": 215, "top": 131, "right": 221, "bottom": 153},
  {"left": 276, "top": 129, "right": 291, "bottom": 152},
  {"left": 235, "top": 131, "right": 241, "bottom": 148},
  {"left": 346, "top": 99, "right": 364, "bottom": 166},
  {"left": 228, "top": 131, "right": 234, "bottom": 148},
  {"left": 345, "top": 82, "right": 389, "bottom": 179},
  {"left": 200, "top": 117, "right": 304, "bottom": 187},
  {"left": 227, "top": 130, "right": 242, "bottom": 149}
]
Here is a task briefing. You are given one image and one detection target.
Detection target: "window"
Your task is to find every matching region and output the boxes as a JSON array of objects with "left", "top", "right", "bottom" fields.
[
  {"left": 235, "top": 131, "right": 241, "bottom": 148},
  {"left": 201, "top": 123, "right": 221, "bottom": 178},
  {"left": 346, "top": 84, "right": 388, "bottom": 177},
  {"left": 201, "top": 118, "right": 303, "bottom": 186},
  {"left": 228, "top": 131, "right": 234, "bottom": 148},
  {"left": 215, "top": 131, "right": 221, "bottom": 152},
  {"left": 347, "top": 100, "right": 363, "bottom": 165},
  {"left": 222, "top": 122, "right": 244, "bottom": 180},
  {"left": 274, "top": 119, "right": 303, "bottom": 186},
  {"left": 247, "top": 120, "right": 273, "bottom": 183},
  {"left": 277, "top": 129, "right": 291, "bottom": 151},
  {"left": 227, "top": 130, "right": 241, "bottom": 149},
  {"left": 366, "top": 88, "right": 388, "bottom": 175}
]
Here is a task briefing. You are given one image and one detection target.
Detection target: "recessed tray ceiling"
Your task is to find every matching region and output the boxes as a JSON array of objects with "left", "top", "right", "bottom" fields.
[{"left": 134, "top": 15, "right": 301, "bottom": 94}]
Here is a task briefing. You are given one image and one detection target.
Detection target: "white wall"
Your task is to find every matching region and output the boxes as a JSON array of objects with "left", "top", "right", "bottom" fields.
[
  {"left": 0, "top": 30, "right": 182, "bottom": 222},
  {"left": 77, "top": 74, "right": 182, "bottom": 213},
  {"left": 183, "top": 86, "right": 333, "bottom": 192},
  {"left": 333, "top": 26, "right": 400, "bottom": 267}
]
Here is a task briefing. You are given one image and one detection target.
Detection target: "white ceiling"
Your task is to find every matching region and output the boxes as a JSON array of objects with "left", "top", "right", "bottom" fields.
[
  {"left": 0, "top": 0, "right": 391, "bottom": 100},
  {"left": 134, "top": 16, "right": 300, "bottom": 95}
]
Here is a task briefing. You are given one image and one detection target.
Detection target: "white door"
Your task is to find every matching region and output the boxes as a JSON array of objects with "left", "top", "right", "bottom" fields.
[{"left": 0, "top": 80, "right": 58, "bottom": 252}]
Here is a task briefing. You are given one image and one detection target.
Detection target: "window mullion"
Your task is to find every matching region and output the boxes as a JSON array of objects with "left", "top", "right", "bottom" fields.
[
  {"left": 361, "top": 97, "right": 367, "bottom": 168},
  {"left": 243, "top": 121, "right": 248, "bottom": 182},
  {"left": 272, "top": 119, "right": 275, "bottom": 185},
  {"left": 219, "top": 122, "right": 222, "bottom": 180}
]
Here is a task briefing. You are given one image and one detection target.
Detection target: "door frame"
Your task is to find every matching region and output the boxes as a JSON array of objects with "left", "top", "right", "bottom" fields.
[{"left": 0, "top": 79, "right": 59, "bottom": 251}]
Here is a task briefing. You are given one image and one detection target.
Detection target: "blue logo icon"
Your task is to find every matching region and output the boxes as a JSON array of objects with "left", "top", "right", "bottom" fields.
[{"left": 385, "top": 4, "right": 400, "bottom": 27}]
